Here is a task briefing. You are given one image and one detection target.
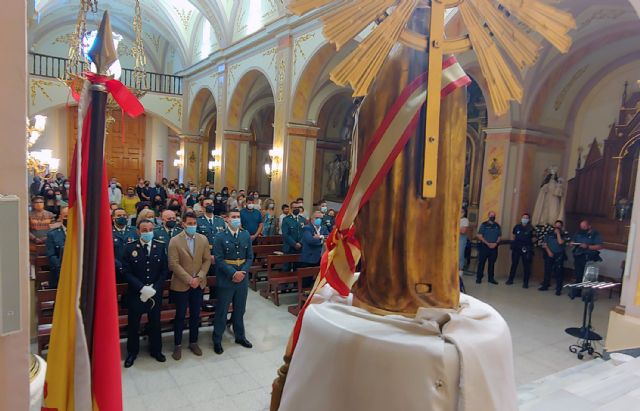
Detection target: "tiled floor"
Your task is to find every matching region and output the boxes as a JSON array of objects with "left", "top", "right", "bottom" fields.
[{"left": 121, "top": 276, "right": 619, "bottom": 410}]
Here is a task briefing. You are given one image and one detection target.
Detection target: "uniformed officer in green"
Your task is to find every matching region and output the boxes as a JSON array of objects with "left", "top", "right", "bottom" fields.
[
  {"left": 320, "top": 201, "right": 335, "bottom": 233},
  {"left": 153, "top": 209, "right": 183, "bottom": 250},
  {"left": 212, "top": 209, "right": 254, "bottom": 355},
  {"left": 476, "top": 211, "right": 502, "bottom": 285},
  {"left": 282, "top": 202, "right": 305, "bottom": 254},
  {"left": 540, "top": 220, "right": 570, "bottom": 296},
  {"left": 197, "top": 198, "right": 226, "bottom": 275},
  {"left": 121, "top": 219, "right": 168, "bottom": 367},
  {"left": 112, "top": 208, "right": 138, "bottom": 282},
  {"left": 46, "top": 207, "right": 68, "bottom": 288}
]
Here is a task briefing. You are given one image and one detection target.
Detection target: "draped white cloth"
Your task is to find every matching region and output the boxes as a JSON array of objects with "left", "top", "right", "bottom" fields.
[{"left": 279, "top": 288, "right": 517, "bottom": 411}]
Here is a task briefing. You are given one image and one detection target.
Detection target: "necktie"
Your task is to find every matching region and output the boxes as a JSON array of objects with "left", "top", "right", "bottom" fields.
[
  {"left": 209, "top": 218, "right": 212, "bottom": 226},
  {"left": 145, "top": 244, "right": 150, "bottom": 254}
]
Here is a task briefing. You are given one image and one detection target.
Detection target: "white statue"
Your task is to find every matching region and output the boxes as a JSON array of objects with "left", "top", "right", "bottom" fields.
[{"left": 532, "top": 166, "right": 564, "bottom": 226}]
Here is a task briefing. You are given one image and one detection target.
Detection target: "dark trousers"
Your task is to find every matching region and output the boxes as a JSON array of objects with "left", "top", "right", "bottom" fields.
[
  {"left": 476, "top": 244, "right": 498, "bottom": 281},
  {"left": 542, "top": 252, "right": 564, "bottom": 292},
  {"left": 508, "top": 247, "right": 532, "bottom": 285},
  {"left": 50, "top": 267, "right": 60, "bottom": 289},
  {"left": 213, "top": 284, "right": 248, "bottom": 344},
  {"left": 297, "top": 261, "right": 319, "bottom": 288},
  {"left": 172, "top": 287, "right": 204, "bottom": 346},
  {"left": 127, "top": 293, "right": 162, "bottom": 356},
  {"left": 573, "top": 254, "right": 588, "bottom": 283},
  {"left": 283, "top": 249, "right": 301, "bottom": 272}
]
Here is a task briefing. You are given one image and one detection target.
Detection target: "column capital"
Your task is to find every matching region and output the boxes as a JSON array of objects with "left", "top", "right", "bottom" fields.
[
  {"left": 287, "top": 123, "right": 320, "bottom": 138},
  {"left": 223, "top": 130, "right": 252, "bottom": 142},
  {"left": 177, "top": 134, "right": 203, "bottom": 143}
]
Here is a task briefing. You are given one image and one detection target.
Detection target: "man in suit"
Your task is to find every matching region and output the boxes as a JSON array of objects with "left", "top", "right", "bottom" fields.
[
  {"left": 212, "top": 209, "right": 254, "bottom": 354},
  {"left": 197, "top": 198, "right": 226, "bottom": 275},
  {"left": 153, "top": 209, "right": 183, "bottom": 250},
  {"left": 112, "top": 208, "right": 138, "bottom": 282},
  {"left": 168, "top": 211, "right": 211, "bottom": 360},
  {"left": 121, "top": 219, "right": 168, "bottom": 367},
  {"left": 46, "top": 207, "right": 68, "bottom": 288},
  {"left": 300, "top": 211, "right": 329, "bottom": 268}
]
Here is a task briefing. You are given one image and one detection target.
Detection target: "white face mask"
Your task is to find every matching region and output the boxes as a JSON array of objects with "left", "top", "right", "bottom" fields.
[
  {"left": 247, "top": 204, "right": 255, "bottom": 210},
  {"left": 521, "top": 218, "right": 530, "bottom": 225}
]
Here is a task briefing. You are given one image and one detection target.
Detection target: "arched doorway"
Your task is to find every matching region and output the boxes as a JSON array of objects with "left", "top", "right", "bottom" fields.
[{"left": 227, "top": 69, "right": 275, "bottom": 193}]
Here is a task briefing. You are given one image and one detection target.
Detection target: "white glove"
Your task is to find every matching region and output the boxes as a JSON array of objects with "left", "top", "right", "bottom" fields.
[{"left": 139, "top": 285, "right": 156, "bottom": 302}]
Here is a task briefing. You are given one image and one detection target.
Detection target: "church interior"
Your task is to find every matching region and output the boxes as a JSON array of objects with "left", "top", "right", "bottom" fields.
[{"left": 2, "top": 0, "right": 640, "bottom": 410}]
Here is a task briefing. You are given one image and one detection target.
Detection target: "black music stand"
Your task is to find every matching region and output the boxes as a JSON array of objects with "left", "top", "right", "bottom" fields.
[{"left": 565, "top": 287, "right": 602, "bottom": 360}]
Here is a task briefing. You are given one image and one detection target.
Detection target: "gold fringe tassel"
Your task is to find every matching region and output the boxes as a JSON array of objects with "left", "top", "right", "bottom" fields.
[
  {"left": 500, "top": 0, "right": 575, "bottom": 53},
  {"left": 322, "top": 0, "right": 396, "bottom": 50},
  {"left": 460, "top": 0, "right": 523, "bottom": 115},
  {"left": 330, "top": 0, "right": 419, "bottom": 96},
  {"left": 287, "top": 0, "right": 336, "bottom": 16}
]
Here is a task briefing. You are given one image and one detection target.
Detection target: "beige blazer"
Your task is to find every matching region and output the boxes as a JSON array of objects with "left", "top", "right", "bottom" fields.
[{"left": 168, "top": 231, "right": 211, "bottom": 292}]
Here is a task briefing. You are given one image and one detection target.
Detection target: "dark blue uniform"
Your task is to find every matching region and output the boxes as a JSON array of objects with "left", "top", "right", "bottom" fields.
[
  {"left": 153, "top": 225, "right": 183, "bottom": 250},
  {"left": 212, "top": 228, "right": 254, "bottom": 345},
  {"left": 45, "top": 226, "right": 66, "bottom": 288},
  {"left": 113, "top": 225, "right": 138, "bottom": 281},
  {"left": 542, "top": 229, "right": 570, "bottom": 294},
  {"left": 476, "top": 220, "right": 502, "bottom": 283},
  {"left": 572, "top": 229, "right": 603, "bottom": 283},
  {"left": 507, "top": 223, "right": 535, "bottom": 287},
  {"left": 121, "top": 239, "right": 168, "bottom": 357}
]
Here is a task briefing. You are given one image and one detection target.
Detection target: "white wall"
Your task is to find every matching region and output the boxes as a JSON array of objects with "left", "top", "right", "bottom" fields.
[{"left": 144, "top": 116, "right": 169, "bottom": 181}]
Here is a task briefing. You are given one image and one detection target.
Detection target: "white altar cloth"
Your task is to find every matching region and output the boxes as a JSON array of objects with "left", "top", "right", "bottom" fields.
[{"left": 279, "top": 292, "right": 517, "bottom": 411}]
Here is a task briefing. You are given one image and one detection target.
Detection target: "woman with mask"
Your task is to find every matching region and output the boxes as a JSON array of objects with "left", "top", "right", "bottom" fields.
[
  {"left": 221, "top": 187, "right": 230, "bottom": 202},
  {"left": 44, "top": 187, "right": 59, "bottom": 217},
  {"left": 152, "top": 195, "right": 165, "bottom": 215},
  {"left": 54, "top": 188, "right": 67, "bottom": 208},
  {"left": 122, "top": 187, "right": 141, "bottom": 226},
  {"left": 167, "top": 198, "right": 182, "bottom": 216},
  {"left": 213, "top": 192, "right": 226, "bottom": 216},
  {"left": 136, "top": 208, "right": 157, "bottom": 227},
  {"left": 262, "top": 199, "right": 277, "bottom": 236},
  {"left": 237, "top": 194, "right": 246, "bottom": 210},
  {"left": 61, "top": 180, "right": 71, "bottom": 203},
  {"left": 186, "top": 190, "right": 198, "bottom": 208},
  {"left": 193, "top": 195, "right": 206, "bottom": 215}
]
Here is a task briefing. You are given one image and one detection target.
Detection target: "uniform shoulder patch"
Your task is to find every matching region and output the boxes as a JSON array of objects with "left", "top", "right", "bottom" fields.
[
  {"left": 153, "top": 239, "right": 165, "bottom": 244},
  {"left": 127, "top": 239, "right": 136, "bottom": 244}
]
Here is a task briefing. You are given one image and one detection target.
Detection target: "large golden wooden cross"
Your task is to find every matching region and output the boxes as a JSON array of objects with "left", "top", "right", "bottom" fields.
[{"left": 289, "top": 0, "right": 576, "bottom": 197}]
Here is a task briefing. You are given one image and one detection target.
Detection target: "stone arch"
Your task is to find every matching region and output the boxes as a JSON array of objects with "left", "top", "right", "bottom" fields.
[
  {"left": 227, "top": 69, "right": 275, "bottom": 129},
  {"left": 291, "top": 41, "right": 357, "bottom": 123},
  {"left": 188, "top": 87, "right": 217, "bottom": 134}
]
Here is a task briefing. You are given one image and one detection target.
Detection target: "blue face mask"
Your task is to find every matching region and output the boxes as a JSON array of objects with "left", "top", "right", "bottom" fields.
[
  {"left": 314, "top": 218, "right": 322, "bottom": 226},
  {"left": 230, "top": 218, "right": 241, "bottom": 229},
  {"left": 140, "top": 231, "right": 154, "bottom": 243},
  {"left": 185, "top": 225, "right": 197, "bottom": 236}
]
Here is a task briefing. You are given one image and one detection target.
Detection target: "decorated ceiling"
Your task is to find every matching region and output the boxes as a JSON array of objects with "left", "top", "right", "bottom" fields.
[{"left": 30, "top": 0, "right": 287, "bottom": 73}]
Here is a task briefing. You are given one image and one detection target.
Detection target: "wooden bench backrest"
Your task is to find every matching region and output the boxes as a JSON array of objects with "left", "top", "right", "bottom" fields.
[
  {"left": 36, "top": 289, "right": 57, "bottom": 324},
  {"left": 294, "top": 266, "right": 320, "bottom": 280},
  {"left": 34, "top": 255, "right": 49, "bottom": 269},
  {"left": 253, "top": 244, "right": 282, "bottom": 257},
  {"left": 266, "top": 254, "right": 300, "bottom": 267},
  {"left": 35, "top": 271, "right": 51, "bottom": 290},
  {"left": 256, "top": 236, "right": 283, "bottom": 245}
]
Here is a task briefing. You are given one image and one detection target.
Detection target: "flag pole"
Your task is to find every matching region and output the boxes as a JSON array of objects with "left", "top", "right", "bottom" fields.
[{"left": 81, "top": 11, "right": 117, "bottom": 353}]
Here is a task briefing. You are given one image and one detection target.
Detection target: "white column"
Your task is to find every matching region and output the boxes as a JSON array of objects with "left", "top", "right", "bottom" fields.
[{"left": 144, "top": 117, "right": 169, "bottom": 182}]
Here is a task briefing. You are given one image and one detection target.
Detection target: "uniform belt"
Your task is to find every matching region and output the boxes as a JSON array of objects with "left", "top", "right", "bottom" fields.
[{"left": 224, "top": 259, "right": 246, "bottom": 265}]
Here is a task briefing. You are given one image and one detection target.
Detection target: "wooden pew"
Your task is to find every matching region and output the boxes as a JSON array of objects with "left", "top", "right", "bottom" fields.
[
  {"left": 249, "top": 244, "right": 284, "bottom": 291},
  {"left": 36, "top": 289, "right": 57, "bottom": 354},
  {"left": 35, "top": 270, "right": 51, "bottom": 290},
  {"left": 256, "top": 235, "right": 283, "bottom": 245},
  {"left": 287, "top": 266, "right": 320, "bottom": 316},
  {"left": 261, "top": 254, "right": 300, "bottom": 306}
]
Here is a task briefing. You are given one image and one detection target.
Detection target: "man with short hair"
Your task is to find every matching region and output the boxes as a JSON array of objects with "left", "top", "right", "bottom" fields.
[
  {"left": 112, "top": 208, "right": 138, "bottom": 281},
  {"left": 240, "top": 196, "right": 264, "bottom": 243},
  {"left": 29, "top": 196, "right": 55, "bottom": 244},
  {"left": 506, "top": 213, "right": 535, "bottom": 288},
  {"left": 197, "top": 198, "right": 226, "bottom": 274},
  {"left": 572, "top": 220, "right": 603, "bottom": 284},
  {"left": 122, "top": 219, "right": 168, "bottom": 367},
  {"left": 300, "top": 211, "right": 329, "bottom": 268},
  {"left": 46, "top": 207, "right": 68, "bottom": 288},
  {"left": 319, "top": 201, "right": 335, "bottom": 232},
  {"left": 476, "top": 211, "right": 502, "bottom": 285},
  {"left": 168, "top": 212, "right": 211, "bottom": 360},
  {"left": 108, "top": 178, "right": 122, "bottom": 206},
  {"left": 212, "top": 209, "right": 254, "bottom": 354},
  {"left": 153, "top": 210, "right": 183, "bottom": 250},
  {"left": 278, "top": 204, "right": 290, "bottom": 235}
]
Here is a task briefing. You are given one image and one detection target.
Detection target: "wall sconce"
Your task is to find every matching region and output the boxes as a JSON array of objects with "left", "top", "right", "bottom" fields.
[
  {"left": 26, "top": 115, "right": 47, "bottom": 148},
  {"left": 173, "top": 149, "right": 184, "bottom": 167},
  {"left": 29, "top": 149, "right": 60, "bottom": 173},
  {"left": 266, "top": 148, "right": 283, "bottom": 177},
  {"left": 209, "top": 149, "right": 221, "bottom": 171},
  {"left": 488, "top": 158, "right": 501, "bottom": 179}
]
